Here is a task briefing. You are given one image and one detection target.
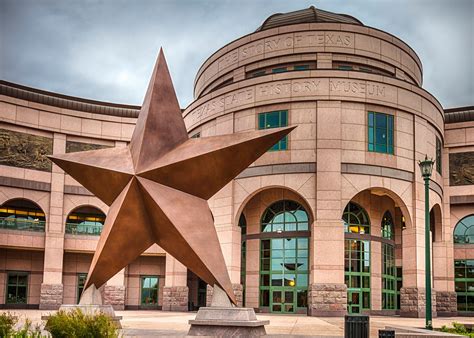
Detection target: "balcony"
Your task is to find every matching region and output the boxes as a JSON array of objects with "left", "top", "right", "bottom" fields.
[
  {"left": 65, "top": 222, "right": 103, "bottom": 236},
  {"left": 0, "top": 217, "right": 45, "bottom": 232}
]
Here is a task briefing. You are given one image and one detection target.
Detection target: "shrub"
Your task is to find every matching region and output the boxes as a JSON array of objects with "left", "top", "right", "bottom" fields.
[
  {"left": 438, "top": 322, "right": 474, "bottom": 337},
  {"left": 0, "top": 312, "right": 18, "bottom": 337},
  {"left": 45, "top": 309, "right": 119, "bottom": 338}
]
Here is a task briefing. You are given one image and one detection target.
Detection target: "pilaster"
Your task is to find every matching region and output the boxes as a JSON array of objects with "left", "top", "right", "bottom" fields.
[
  {"left": 162, "top": 255, "right": 188, "bottom": 311},
  {"left": 40, "top": 132, "right": 66, "bottom": 310}
]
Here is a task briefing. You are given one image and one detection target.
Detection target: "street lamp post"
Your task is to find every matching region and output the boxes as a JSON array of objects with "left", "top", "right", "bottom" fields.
[{"left": 418, "top": 155, "right": 435, "bottom": 330}]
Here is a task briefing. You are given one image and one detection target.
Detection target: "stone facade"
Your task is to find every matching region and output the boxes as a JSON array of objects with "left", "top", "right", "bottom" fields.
[
  {"left": 39, "top": 283, "right": 63, "bottom": 310},
  {"left": 162, "top": 286, "right": 188, "bottom": 312},
  {"left": 103, "top": 285, "right": 125, "bottom": 310},
  {"left": 0, "top": 5, "right": 473, "bottom": 317},
  {"left": 400, "top": 287, "right": 437, "bottom": 318},
  {"left": 308, "top": 283, "right": 347, "bottom": 317},
  {"left": 436, "top": 291, "right": 458, "bottom": 316}
]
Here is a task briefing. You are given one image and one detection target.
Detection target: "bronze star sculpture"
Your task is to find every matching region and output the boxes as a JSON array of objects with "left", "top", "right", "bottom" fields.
[{"left": 49, "top": 49, "right": 294, "bottom": 305}]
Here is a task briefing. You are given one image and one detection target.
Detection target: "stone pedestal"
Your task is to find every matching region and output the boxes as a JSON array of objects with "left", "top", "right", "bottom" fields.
[
  {"left": 308, "top": 283, "right": 347, "bottom": 317},
  {"left": 400, "top": 287, "right": 437, "bottom": 318},
  {"left": 103, "top": 285, "right": 125, "bottom": 310},
  {"left": 188, "top": 307, "right": 268, "bottom": 337},
  {"left": 189, "top": 284, "right": 268, "bottom": 336},
  {"left": 39, "top": 283, "right": 63, "bottom": 310},
  {"left": 436, "top": 291, "right": 457, "bottom": 317},
  {"left": 162, "top": 286, "right": 188, "bottom": 311}
]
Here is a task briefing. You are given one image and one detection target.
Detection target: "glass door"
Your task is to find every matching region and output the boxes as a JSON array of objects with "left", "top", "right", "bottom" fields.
[
  {"left": 270, "top": 288, "right": 296, "bottom": 313},
  {"left": 348, "top": 291, "right": 361, "bottom": 314}
]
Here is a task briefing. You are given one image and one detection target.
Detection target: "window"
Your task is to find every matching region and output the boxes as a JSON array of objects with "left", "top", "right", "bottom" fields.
[
  {"left": 382, "top": 211, "right": 394, "bottom": 240},
  {"left": 453, "top": 215, "right": 474, "bottom": 244},
  {"left": 6, "top": 272, "right": 28, "bottom": 304},
  {"left": 382, "top": 243, "right": 396, "bottom": 309},
  {"left": 141, "top": 276, "right": 159, "bottom": 306},
  {"left": 261, "top": 200, "right": 308, "bottom": 232},
  {"left": 258, "top": 110, "right": 288, "bottom": 151},
  {"left": 272, "top": 67, "right": 287, "bottom": 74},
  {"left": 0, "top": 200, "right": 46, "bottom": 232},
  {"left": 252, "top": 70, "right": 267, "bottom": 78},
  {"left": 191, "top": 132, "right": 201, "bottom": 139},
  {"left": 338, "top": 65, "right": 353, "bottom": 71},
  {"left": 66, "top": 208, "right": 105, "bottom": 236},
  {"left": 436, "top": 137, "right": 442, "bottom": 174},
  {"left": 454, "top": 260, "right": 474, "bottom": 312},
  {"left": 396, "top": 266, "right": 402, "bottom": 310},
  {"left": 368, "top": 112, "right": 394, "bottom": 154},
  {"left": 239, "top": 214, "right": 247, "bottom": 306},
  {"left": 343, "top": 202, "right": 370, "bottom": 235},
  {"left": 77, "top": 273, "right": 87, "bottom": 304},
  {"left": 294, "top": 65, "right": 309, "bottom": 71}
]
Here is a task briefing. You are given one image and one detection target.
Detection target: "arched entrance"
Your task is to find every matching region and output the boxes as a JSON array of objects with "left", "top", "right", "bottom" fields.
[
  {"left": 343, "top": 188, "right": 409, "bottom": 314},
  {"left": 236, "top": 187, "right": 313, "bottom": 314}
]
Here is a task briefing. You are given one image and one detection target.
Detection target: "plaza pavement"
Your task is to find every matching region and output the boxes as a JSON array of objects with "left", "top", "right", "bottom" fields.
[{"left": 2, "top": 309, "right": 474, "bottom": 337}]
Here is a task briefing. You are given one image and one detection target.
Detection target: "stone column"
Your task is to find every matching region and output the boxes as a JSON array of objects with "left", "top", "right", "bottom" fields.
[
  {"left": 103, "top": 269, "right": 125, "bottom": 310},
  {"left": 400, "top": 116, "right": 437, "bottom": 317},
  {"left": 162, "top": 255, "right": 188, "bottom": 311},
  {"left": 40, "top": 133, "right": 66, "bottom": 310},
  {"left": 435, "top": 146, "right": 457, "bottom": 316},
  {"left": 309, "top": 101, "right": 347, "bottom": 316}
]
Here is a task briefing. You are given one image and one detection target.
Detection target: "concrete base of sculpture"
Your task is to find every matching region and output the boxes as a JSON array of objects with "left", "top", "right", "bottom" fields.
[
  {"left": 188, "top": 285, "right": 268, "bottom": 337},
  {"left": 42, "top": 285, "right": 122, "bottom": 328}
]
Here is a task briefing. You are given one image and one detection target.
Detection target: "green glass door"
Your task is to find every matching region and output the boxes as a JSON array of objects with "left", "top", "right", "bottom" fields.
[
  {"left": 270, "top": 288, "right": 296, "bottom": 313},
  {"left": 348, "top": 291, "right": 362, "bottom": 314}
]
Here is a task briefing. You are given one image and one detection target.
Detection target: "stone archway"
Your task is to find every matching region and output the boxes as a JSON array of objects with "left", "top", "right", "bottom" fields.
[{"left": 235, "top": 186, "right": 314, "bottom": 314}]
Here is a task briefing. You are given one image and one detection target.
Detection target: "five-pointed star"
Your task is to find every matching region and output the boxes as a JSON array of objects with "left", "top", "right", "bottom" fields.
[{"left": 49, "top": 49, "right": 294, "bottom": 304}]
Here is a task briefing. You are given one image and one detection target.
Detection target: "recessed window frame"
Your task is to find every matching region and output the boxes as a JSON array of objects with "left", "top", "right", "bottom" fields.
[
  {"left": 77, "top": 273, "right": 87, "bottom": 304},
  {"left": 436, "top": 136, "right": 442, "bottom": 174},
  {"left": 258, "top": 110, "right": 288, "bottom": 151},
  {"left": 368, "top": 111, "right": 394, "bottom": 155},
  {"left": 6, "top": 271, "right": 29, "bottom": 304},
  {"left": 140, "top": 275, "right": 159, "bottom": 307}
]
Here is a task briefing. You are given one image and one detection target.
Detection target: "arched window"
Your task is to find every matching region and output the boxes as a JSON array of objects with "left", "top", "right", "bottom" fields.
[
  {"left": 0, "top": 199, "right": 46, "bottom": 232},
  {"left": 261, "top": 200, "right": 308, "bottom": 233},
  {"left": 454, "top": 215, "right": 474, "bottom": 244},
  {"left": 382, "top": 211, "right": 394, "bottom": 240},
  {"left": 343, "top": 202, "right": 370, "bottom": 234},
  {"left": 66, "top": 206, "right": 105, "bottom": 235}
]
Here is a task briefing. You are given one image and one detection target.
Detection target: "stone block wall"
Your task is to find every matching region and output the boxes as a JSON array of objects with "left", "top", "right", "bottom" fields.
[
  {"left": 162, "top": 286, "right": 188, "bottom": 312},
  {"left": 400, "top": 287, "right": 437, "bottom": 318},
  {"left": 308, "top": 283, "right": 347, "bottom": 317},
  {"left": 103, "top": 285, "right": 125, "bottom": 310},
  {"left": 436, "top": 291, "right": 457, "bottom": 316},
  {"left": 39, "top": 284, "right": 63, "bottom": 310}
]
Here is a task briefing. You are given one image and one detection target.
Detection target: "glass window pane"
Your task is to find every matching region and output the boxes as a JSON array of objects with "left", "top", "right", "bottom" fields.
[
  {"left": 280, "top": 111, "right": 288, "bottom": 126},
  {"left": 297, "top": 290, "right": 307, "bottom": 307},
  {"left": 258, "top": 114, "right": 265, "bottom": 129},
  {"left": 260, "top": 290, "right": 270, "bottom": 306},
  {"left": 265, "top": 112, "right": 280, "bottom": 128},
  {"left": 376, "top": 113, "right": 387, "bottom": 128},
  {"left": 368, "top": 112, "right": 374, "bottom": 127}
]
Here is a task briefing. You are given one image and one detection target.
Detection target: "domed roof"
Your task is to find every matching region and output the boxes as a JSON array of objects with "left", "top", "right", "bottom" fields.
[{"left": 256, "top": 6, "right": 363, "bottom": 31}]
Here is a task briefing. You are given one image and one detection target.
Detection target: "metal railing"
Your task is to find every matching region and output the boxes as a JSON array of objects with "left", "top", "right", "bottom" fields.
[
  {"left": 0, "top": 217, "right": 45, "bottom": 232},
  {"left": 65, "top": 222, "right": 103, "bottom": 236}
]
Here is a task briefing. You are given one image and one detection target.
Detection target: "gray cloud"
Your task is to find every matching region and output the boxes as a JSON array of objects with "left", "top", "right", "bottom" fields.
[{"left": 0, "top": 0, "right": 472, "bottom": 109}]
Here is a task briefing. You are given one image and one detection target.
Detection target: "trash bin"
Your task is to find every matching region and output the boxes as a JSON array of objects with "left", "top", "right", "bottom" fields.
[
  {"left": 344, "top": 314, "right": 369, "bottom": 338},
  {"left": 379, "top": 329, "right": 395, "bottom": 338}
]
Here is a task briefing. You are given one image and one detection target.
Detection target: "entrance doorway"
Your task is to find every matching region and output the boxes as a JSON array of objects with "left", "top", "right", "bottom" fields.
[
  {"left": 187, "top": 270, "right": 207, "bottom": 311},
  {"left": 270, "top": 289, "right": 297, "bottom": 313}
]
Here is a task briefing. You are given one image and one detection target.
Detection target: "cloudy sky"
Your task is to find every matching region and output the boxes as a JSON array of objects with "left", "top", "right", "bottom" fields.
[{"left": 1, "top": 0, "right": 472, "bottom": 109}]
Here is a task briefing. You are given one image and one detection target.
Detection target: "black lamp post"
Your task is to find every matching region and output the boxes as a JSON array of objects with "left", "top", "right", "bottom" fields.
[{"left": 418, "top": 154, "right": 434, "bottom": 330}]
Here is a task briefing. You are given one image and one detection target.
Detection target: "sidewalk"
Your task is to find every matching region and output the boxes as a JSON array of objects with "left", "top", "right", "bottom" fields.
[{"left": 2, "top": 309, "right": 473, "bottom": 337}]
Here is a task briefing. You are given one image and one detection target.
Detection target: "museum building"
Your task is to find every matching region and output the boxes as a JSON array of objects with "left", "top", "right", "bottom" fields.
[{"left": 0, "top": 6, "right": 473, "bottom": 317}]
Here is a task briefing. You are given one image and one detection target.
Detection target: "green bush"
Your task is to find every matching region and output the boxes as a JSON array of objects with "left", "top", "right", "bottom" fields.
[
  {"left": 0, "top": 313, "right": 43, "bottom": 338},
  {"left": 438, "top": 322, "right": 474, "bottom": 337},
  {"left": 0, "top": 312, "right": 18, "bottom": 337},
  {"left": 45, "top": 309, "right": 119, "bottom": 338}
]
